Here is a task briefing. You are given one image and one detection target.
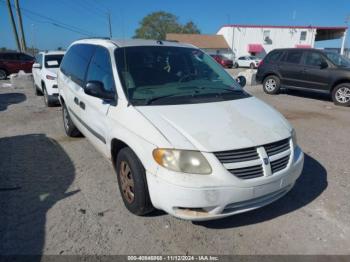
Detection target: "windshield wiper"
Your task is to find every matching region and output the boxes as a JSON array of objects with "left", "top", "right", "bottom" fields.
[
  {"left": 198, "top": 86, "right": 243, "bottom": 93},
  {"left": 145, "top": 92, "right": 196, "bottom": 105}
]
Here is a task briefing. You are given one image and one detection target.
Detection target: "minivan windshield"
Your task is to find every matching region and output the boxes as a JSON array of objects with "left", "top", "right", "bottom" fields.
[
  {"left": 115, "top": 46, "right": 247, "bottom": 105},
  {"left": 324, "top": 52, "right": 350, "bottom": 68}
]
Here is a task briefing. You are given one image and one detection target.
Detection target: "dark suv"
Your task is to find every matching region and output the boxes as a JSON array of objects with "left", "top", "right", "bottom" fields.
[
  {"left": 256, "top": 48, "right": 350, "bottom": 106},
  {"left": 0, "top": 52, "right": 35, "bottom": 80}
]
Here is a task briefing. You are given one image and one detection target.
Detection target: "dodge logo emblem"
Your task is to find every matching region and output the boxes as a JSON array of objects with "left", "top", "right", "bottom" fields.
[{"left": 263, "top": 158, "right": 269, "bottom": 165}]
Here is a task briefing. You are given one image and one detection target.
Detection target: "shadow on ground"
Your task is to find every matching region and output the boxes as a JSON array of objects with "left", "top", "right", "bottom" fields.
[
  {"left": 194, "top": 154, "right": 327, "bottom": 229},
  {"left": 0, "top": 134, "right": 78, "bottom": 255},
  {"left": 0, "top": 93, "right": 26, "bottom": 111}
]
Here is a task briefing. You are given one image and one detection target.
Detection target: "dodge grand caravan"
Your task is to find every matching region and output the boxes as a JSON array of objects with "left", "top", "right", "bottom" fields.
[{"left": 57, "top": 38, "right": 304, "bottom": 221}]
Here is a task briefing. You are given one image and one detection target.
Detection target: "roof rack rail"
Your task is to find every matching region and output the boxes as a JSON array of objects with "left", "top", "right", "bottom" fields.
[{"left": 77, "top": 36, "right": 111, "bottom": 40}]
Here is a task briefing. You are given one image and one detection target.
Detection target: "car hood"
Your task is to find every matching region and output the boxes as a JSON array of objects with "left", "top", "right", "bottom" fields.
[
  {"left": 136, "top": 97, "right": 292, "bottom": 152},
  {"left": 47, "top": 68, "right": 59, "bottom": 76}
]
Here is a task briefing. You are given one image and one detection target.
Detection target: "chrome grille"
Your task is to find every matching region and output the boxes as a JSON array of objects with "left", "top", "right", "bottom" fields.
[
  {"left": 271, "top": 155, "right": 290, "bottom": 173},
  {"left": 264, "top": 139, "right": 290, "bottom": 157},
  {"left": 214, "top": 147, "right": 259, "bottom": 163},
  {"left": 228, "top": 165, "right": 263, "bottom": 180}
]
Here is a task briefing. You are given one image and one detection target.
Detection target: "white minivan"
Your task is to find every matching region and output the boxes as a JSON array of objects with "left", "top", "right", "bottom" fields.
[{"left": 57, "top": 38, "right": 304, "bottom": 221}]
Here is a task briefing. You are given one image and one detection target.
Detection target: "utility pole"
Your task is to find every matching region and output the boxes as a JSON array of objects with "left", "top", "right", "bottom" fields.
[
  {"left": 108, "top": 12, "right": 112, "bottom": 38},
  {"left": 341, "top": 16, "right": 350, "bottom": 56},
  {"left": 6, "top": 0, "right": 21, "bottom": 51},
  {"left": 14, "top": 0, "right": 27, "bottom": 52}
]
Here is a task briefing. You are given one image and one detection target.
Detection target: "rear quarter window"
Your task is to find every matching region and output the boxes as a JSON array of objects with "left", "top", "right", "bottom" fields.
[{"left": 60, "top": 44, "right": 96, "bottom": 86}]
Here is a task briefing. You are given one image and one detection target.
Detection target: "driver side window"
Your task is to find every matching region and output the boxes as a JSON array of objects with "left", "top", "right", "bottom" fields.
[{"left": 86, "top": 47, "right": 115, "bottom": 93}]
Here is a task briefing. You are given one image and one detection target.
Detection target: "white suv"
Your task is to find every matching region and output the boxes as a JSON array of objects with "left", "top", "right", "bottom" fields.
[
  {"left": 32, "top": 51, "right": 65, "bottom": 106},
  {"left": 57, "top": 38, "right": 304, "bottom": 221}
]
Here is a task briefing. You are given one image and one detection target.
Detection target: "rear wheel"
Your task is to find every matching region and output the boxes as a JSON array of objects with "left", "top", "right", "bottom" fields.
[
  {"left": 62, "top": 103, "right": 82, "bottom": 137},
  {"left": 250, "top": 63, "right": 255, "bottom": 69},
  {"left": 263, "top": 75, "right": 281, "bottom": 95},
  {"left": 0, "top": 69, "right": 7, "bottom": 80},
  {"left": 116, "top": 147, "right": 154, "bottom": 216},
  {"left": 233, "top": 63, "right": 239, "bottom": 68},
  {"left": 332, "top": 84, "right": 350, "bottom": 107}
]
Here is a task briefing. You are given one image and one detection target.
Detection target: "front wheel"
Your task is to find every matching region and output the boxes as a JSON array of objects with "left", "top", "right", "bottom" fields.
[
  {"left": 332, "top": 84, "right": 350, "bottom": 106},
  {"left": 263, "top": 75, "right": 281, "bottom": 95},
  {"left": 116, "top": 147, "right": 154, "bottom": 216}
]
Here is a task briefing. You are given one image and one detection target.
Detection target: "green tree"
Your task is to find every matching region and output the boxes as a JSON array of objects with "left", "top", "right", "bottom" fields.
[
  {"left": 182, "top": 21, "right": 200, "bottom": 34},
  {"left": 134, "top": 11, "right": 201, "bottom": 40}
]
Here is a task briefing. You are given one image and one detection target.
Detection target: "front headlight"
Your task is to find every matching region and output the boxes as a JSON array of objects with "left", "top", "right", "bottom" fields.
[
  {"left": 152, "top": 149, "right": 212, "bottom": 175},
  {"left": 291, "top": 129, "right": 298, "bottom": 149}
]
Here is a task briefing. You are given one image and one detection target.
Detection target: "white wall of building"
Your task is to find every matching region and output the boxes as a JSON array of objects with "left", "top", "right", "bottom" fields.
[{"left": 217, "top": 26, "right": 317, "bottom": 59}]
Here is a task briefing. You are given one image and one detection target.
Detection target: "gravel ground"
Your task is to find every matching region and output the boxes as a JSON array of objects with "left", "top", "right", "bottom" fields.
[{"left": 0, "top": 75, "right": 350, "bottom": 255}]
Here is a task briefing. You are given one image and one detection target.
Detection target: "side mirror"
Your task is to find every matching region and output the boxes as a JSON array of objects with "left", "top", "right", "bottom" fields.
[
  {"left": 84, "top": 81, "right": 115, "bottom": 100},
  {"left": 320, "top": 61, "right": 328, "bottom": 69},
  {"left": 32, "top": 63, "right": 41, "bottom": 69},
  {"left": 236, "top": 75, "right": 247, "bottom": 88}
]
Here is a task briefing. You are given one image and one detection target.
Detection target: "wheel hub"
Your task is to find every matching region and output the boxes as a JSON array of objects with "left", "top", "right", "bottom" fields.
[
  {"left": 265, "top": 79, "right": 277, "bottom": 91},
  {"left": 335, "top": 87, "right": 350, "bottom": 103},
  {"left": 119, "top": 161, "right": 135, "bottom": 204}
]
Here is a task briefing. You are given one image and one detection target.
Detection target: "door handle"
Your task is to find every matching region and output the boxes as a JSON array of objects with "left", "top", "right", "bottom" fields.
[
  {"left": 79, "top": 101, "right": 85, "bottom": 110},
  {"left": 74, "top": 97, "right": 79, "bottom": 105}
]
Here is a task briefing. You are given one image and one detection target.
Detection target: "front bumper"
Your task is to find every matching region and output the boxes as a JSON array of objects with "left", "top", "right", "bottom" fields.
[{"left": 147, "top": 148, "right": 304, "bottom": 221}]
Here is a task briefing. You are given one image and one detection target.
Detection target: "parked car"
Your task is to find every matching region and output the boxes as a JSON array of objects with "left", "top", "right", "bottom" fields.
[
  {"left": 32, "top": 51, "right": 65, "bottom": 106},
  {"left": 0, "top": 52, "right": 35, "bottom": 80},
  {"left": 58, "top": 38, "right": 304, "bottom": 221},
  {"left": 235, "top": 56, "right": 262, "bottom": 69},
  {"left": 256, "top": 48, "right": 350, "bottom": 107},
  {"left": 210, "top": 54, "right": 233, "bottom": 68}
]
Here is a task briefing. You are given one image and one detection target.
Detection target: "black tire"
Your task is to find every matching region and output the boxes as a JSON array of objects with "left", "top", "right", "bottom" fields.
[
  {"left": 35, "top": 85, "right": 43, "bottom": 96},
  {"left": 250, "top": 63, "right": 255, "bottom": 69},
  {"left": 43, "top": 86, "right": 55, "bottom": 107},
  {"left": 263, "top": 75, "right": 281, "bottom": 95},
  {"left": 0, "top": 69, "right": 7, "bottom": 80},
  {"left": 233, "top": 63, "right": 239, "bottom": 68},
  {"left": 116, "top": 147, "right": 154, "bottom": 216},
  {"left": 62, "top": 103, "right": 82, "bottom": 137},
  {"left": 332, "top": 83, "right": 350, "bottom": 107}
]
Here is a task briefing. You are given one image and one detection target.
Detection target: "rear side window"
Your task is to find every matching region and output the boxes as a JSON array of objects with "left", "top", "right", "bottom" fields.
[
  {"left": 19, "top": 53, "right": 34, "bottom": 61},
  {"left": 265, "top": 51, "right": 283, "bottom": 63},
  {"left": 60, "top": 44, "right": 96, "bottom": 86},
  {"left": 2, "top": 53, "right": 18, "bottom": 60},
  {"left": 284, "top": 51, "right": 303, "bottom": 64},
  {"left": 85, "top": 47, "right": 115, "bottom": 93}
]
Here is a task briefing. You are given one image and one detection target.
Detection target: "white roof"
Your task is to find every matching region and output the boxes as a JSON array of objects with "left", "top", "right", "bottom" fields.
[
  {"left": 72, "top": 38, "right": 196, "bottom": 49},
  {"left": 40, "top": 50, "right": 66, "bottom": 55}
]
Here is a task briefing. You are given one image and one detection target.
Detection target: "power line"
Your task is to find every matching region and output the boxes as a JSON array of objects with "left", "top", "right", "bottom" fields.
[
  {"left": 0, "top": 0, "right": 95, "bottom": 36},
  {"left": 60, "top": 0, "right": 107, "bottom": 22}
]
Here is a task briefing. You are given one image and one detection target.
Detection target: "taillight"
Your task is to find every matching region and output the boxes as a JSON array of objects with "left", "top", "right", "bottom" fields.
[
  {"left": 46, "top": 75, "right": 56, "bottom": 80},
  {"left": 258, "top": 60, "right": 264, "bottom": 67}
]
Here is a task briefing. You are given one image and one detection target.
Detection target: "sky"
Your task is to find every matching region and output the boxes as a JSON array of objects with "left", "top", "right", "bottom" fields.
[{"left": 0, "top": 0, "right": 349, "bottom": 50}]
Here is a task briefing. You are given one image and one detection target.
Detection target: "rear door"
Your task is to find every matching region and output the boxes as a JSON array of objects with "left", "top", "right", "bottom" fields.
[
  {"left": 278, "top": 50, "right": 305, "bottom": 87},
  {"left": 301, "top": 51, "right": 331, "bottom": 91},
  {"left": 2, "top": 53, "right": 19, "bottom": 74},
  {"left": 76, "top": 46, "right": 116, "bottom": 155}
]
